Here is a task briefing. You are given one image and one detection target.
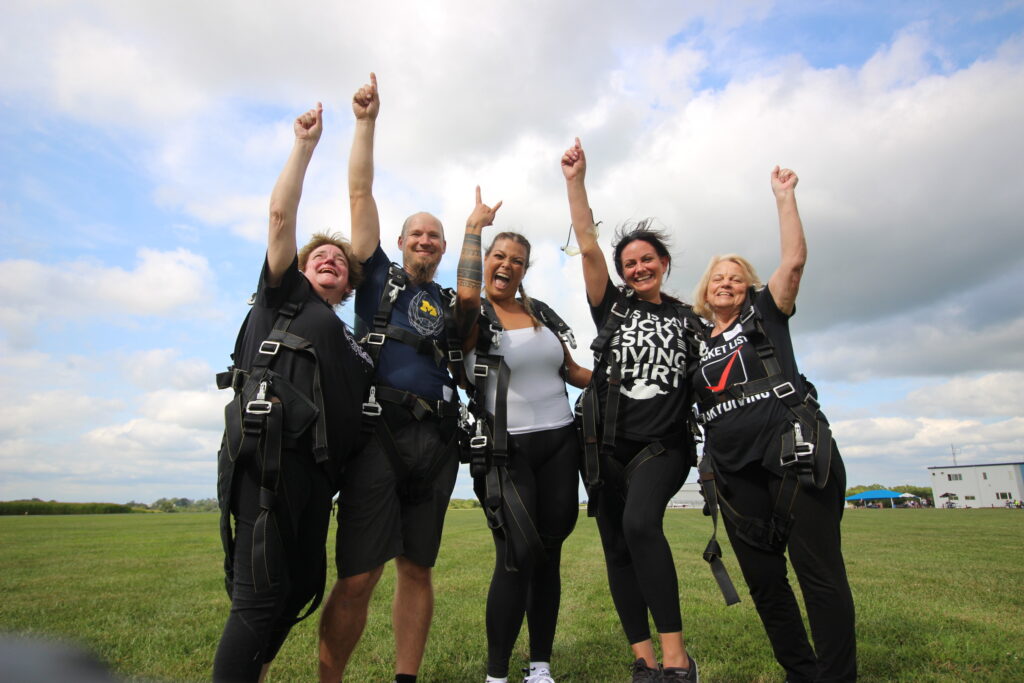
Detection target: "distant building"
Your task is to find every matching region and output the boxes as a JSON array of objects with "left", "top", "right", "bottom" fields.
[
  {"left": 669, "top": 482, "right": 704, "bottom": 509},
  {"left": 927, "top": 462, "right": 1024, "bottom": 508}
]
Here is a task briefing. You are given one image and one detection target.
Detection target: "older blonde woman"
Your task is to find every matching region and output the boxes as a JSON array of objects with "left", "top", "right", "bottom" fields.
[{"left": 691, "top": 167, "right": 856, "bottom": 682}]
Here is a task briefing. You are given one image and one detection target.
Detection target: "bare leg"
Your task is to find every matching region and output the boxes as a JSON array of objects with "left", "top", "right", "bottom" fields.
[
  {"left": 658, "top": 631, "right": 689, "bottom": 668},
  {"left": 393, "top": 555, "right": 434, "bottom": 676},
  {"left": 258, "top": 662, "right": 271, "bottom": 683},
  {"left": 631, "top": 639, "right": 658, "bottom": 668},
  {"left": 318, "top": 566, "right": 385, "bottom": 682}
]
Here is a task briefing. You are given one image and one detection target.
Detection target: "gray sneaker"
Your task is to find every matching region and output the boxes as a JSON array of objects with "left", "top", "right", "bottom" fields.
[
  {"left": 660, "top": 655, "right": 699, "bottom": 683},
  {"left": 630, "top": 658, "right": 660, "bottom": 682}
]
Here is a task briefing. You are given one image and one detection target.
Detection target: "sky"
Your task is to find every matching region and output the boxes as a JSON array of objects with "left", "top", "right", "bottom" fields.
[{"left": 2, "top": 0, "right": 1023, "bottom": 504}]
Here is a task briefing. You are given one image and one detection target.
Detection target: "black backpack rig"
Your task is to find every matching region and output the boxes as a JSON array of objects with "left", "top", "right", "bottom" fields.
[
  {"left": 214, "top": 285, "right": 330, "bottom": 622},
  {"left": 694, "top": 287, "right": 835, "bottom": 605},
  {"left": 464, "top": 297, "right": 576, "bottom": 572},
  {"left": 357, "top": 262, "right": 465, "bottom": 503}
]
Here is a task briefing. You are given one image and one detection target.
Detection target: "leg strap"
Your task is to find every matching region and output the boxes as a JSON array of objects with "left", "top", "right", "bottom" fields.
[{"left": 697, "top": 459, "right": 741, "bottom": 606}]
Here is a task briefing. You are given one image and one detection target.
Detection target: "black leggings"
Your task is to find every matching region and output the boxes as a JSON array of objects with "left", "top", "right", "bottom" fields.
[
  {"left": 213, "top": 449, "right": 333, "bottom": 682},
  {"left": 596, "top": 438, "right": 689, "bottom": 644},
  {"left": 473, "top": 424, "right": 580, "bottom": 678},
  {"left": 720, "top": 454, "right": 856, "bottom": 682}
]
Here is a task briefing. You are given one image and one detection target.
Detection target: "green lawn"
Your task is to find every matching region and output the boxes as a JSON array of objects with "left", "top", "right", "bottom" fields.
[{"left": 1, "top": 508, "right": 1022, "bottom": 681}]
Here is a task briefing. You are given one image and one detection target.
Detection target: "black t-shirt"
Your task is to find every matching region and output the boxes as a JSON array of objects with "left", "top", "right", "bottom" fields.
[
  {"left": 692, "top": 286, "right": 802, "bottom": 473},
  {"left": 590, "top": 280, "right": 693, "bottom": 443},
  {"left": 237, "top": 256, "right": 374, "bottom": 478}
]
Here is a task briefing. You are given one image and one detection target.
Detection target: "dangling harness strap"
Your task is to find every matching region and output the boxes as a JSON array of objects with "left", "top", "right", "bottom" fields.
[{"left": 696, "top": 458, "right": 741, "bottom": 606}]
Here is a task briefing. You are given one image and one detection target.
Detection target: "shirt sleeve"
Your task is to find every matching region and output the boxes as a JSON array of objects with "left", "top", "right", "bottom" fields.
[
  {"left": 256, "top": 254, "right": 302, "bottom": 310},
  {"left": 588, "top": 278, "right": 618, "bottom": 329}
]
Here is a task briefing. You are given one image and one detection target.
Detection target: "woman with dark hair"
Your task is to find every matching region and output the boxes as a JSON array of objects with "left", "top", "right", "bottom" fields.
[
  {"left": 691, "top": 167, "right": 855, "bottom": 682},
  {"left": 456, "top": 188, "right": 591, "bottom": 683},
  {"left": 561, "top": 139, "right": 700, "bottom": 683}
]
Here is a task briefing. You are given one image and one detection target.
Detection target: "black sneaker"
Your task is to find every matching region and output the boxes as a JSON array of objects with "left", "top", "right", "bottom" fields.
[
  {"left": 630, "top": 658, "right": 660, "bottom": 682},
  {"left": 660, "top": 655, "right": 699, "bottom": 683}
]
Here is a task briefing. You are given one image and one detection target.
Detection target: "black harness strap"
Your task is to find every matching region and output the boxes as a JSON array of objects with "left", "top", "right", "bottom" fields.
[
  {"left": 366, "top": 386, "right": 461, "bottom": 503},
  {"left": 216, "top": 291, "right": 331, "bottom": 624},
  {"left": 696, "top": 458, "right": 741, "bottom": 606},
  {"left": 468, "top": 298, "right": 574, "bottom": 571},
  {"left": 696, "top": 292, "right": 831, "bottom": 490}
]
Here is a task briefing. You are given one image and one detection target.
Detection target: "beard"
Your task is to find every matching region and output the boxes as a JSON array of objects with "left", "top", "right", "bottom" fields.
[{"left": 406, "top": 256, "right": 438, "bottom": 285}]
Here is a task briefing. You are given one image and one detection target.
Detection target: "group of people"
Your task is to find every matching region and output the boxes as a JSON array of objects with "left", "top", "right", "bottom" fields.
[{"left": 212, "top": 73, "right": 857, "bottom": 683}]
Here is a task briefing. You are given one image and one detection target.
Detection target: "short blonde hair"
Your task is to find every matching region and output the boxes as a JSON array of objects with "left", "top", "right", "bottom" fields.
[
  {"left": 298, "top": 231, "right": 362, "bottom": 304},
  {"left": 692, "top": 254, "right": 762, "bottom": 319}
]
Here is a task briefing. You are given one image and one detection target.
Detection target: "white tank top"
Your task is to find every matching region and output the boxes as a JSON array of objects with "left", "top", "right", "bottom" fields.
[{"left": 465, "top": 325, "right": 574, "bottom": 434}]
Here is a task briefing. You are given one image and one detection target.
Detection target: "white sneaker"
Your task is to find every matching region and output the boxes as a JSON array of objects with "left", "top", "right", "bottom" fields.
[{"left": 522, "top": 667, "right": 554, "bottom": 683}]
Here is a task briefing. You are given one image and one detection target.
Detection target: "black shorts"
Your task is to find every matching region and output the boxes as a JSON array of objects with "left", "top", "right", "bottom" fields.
[{"left": 334, "top": 406, "right": 459, "bottom": 578}]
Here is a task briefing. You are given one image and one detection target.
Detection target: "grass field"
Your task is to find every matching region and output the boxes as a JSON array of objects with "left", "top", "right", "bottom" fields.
[{"left": 2, "top": 508, "right": 1023, "bottom": 682}]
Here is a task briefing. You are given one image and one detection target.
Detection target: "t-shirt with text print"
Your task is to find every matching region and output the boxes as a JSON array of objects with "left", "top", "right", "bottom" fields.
[
  {"left": 692, "top": 285, "right": 802, "bottom": 474},
  {"left": 589, "top": 279, "right": 694, "bottom": 443}
]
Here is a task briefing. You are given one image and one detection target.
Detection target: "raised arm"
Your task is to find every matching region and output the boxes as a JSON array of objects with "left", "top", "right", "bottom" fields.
[
  {"left": 766, "top": 166, "right": 806, "bottom": 315},
  {"left": 456, "top": 186, "right": 503, "bottom": 347},
  {"left": 349, "top": 72, "right": 381, "bottom": 263},
  {"left": 267, "top": 103, "right": 323, "bottom": 286},
  {"left": 561, "top": 137, "right": 608, "bottom": 306}
]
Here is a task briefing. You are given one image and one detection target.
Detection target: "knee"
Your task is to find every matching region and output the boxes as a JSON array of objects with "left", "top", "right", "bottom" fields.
[
  {"left": 330, "top": 567, "right": 383, "bottom": 604},
  {"left": 395, "top": 556, "right": 432, "bottom": 587},
  {"left": 621, "top": 512, "right": 660, "bottom": 548}
]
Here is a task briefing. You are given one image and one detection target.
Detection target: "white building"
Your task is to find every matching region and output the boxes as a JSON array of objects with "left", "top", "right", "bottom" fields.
[
  {"left": 927, "top": 462, "right": 1024, "bottom": 508},
  {"left": 668, "top": 482, "right": 704, "bottom": 508}
]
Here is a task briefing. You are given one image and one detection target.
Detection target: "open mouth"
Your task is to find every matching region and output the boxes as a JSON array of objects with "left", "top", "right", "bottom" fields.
[{"left": 492, "top": 272, "right": 511, "bottom": 290}]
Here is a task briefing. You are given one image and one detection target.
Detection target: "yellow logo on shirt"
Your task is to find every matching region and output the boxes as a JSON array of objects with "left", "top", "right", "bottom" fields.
[{"left": 420, "top": 300, "right": 439, "bottom": 317}]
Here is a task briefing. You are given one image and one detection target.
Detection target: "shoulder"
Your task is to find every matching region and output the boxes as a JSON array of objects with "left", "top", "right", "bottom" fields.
[
  {"left": 256, "top": 254, "right": 305, "bottom": 308},
  {"left": 753, "top": 285, "right": 793, "bottom": 322}
]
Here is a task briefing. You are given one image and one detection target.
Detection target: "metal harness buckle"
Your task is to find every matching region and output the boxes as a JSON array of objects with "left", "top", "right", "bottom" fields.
[
  {"left": 773, "top": 382, "right": 796, "bottom": 400},
  {"left": 366, "top": 332, "right": 386, "bottom": 346},
  {"left": 258, "top": 340, "right": 281, "bottom": 356},
  {"left": 361, "top": 386, "right": 382, "bottom": 417}
]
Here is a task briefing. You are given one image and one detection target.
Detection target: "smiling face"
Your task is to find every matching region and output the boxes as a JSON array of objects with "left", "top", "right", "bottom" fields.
[
  {"left": 484, "top": 238, "right": 528, "bottom": 302},
  {"left": 302, "top": 243, "right": 351, "bottom": 305},
  {"left": 620, "top": 239, "right": 669, "bottom": 302},
  {"left": 705, "top": 259, "right": 749, "bottom": 319},
  {"left": 399, "top": 213, "right": 446, "bottom": 284}
]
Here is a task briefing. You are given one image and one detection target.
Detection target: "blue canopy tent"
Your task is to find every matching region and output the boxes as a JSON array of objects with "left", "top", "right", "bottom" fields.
[{"left": 845, "top": 489, "right": 906, "bottom": 507}]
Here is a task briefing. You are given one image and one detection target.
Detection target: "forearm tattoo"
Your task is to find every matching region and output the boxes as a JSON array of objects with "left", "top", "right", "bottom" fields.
[{"left": 457, "top": 232, "right": 482, "bottom": 289}]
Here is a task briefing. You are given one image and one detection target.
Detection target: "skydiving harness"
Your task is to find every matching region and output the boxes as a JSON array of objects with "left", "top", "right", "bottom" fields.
[
  {"left": 466, "top": 298, "right": 576, "bottom": 572},
  {"left": 695, "top": 289, "right": 834, "bottom": 604},
  {"left": 575, "top": 289, "right": 704, "bottom": 518},
  {"left": 358, "top": 263, "right": 464, "bottom": 502},
  {"left": 215, "top": 288, "right": 330, "bottom": 623}
]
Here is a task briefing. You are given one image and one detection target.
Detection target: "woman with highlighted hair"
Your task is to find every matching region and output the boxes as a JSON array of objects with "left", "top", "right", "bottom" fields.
[
  {"left": 691, "top": 167, "right": 856, "bottom": 682},
  {"left": 456, "top": 187, "right": 591, "bottom": 683}
]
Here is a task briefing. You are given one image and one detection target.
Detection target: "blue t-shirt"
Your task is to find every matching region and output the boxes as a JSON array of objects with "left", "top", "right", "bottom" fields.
[{"left": 354, "top": 244, "right": 455, "bottom": 400}]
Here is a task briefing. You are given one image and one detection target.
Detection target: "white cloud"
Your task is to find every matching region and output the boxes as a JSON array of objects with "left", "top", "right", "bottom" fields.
[
  {"left": 0, "top": 248, "right": 215, "bottom": 345},
  {"left": 901, "top": 372, "right": 1024, "bottom": 418}
]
